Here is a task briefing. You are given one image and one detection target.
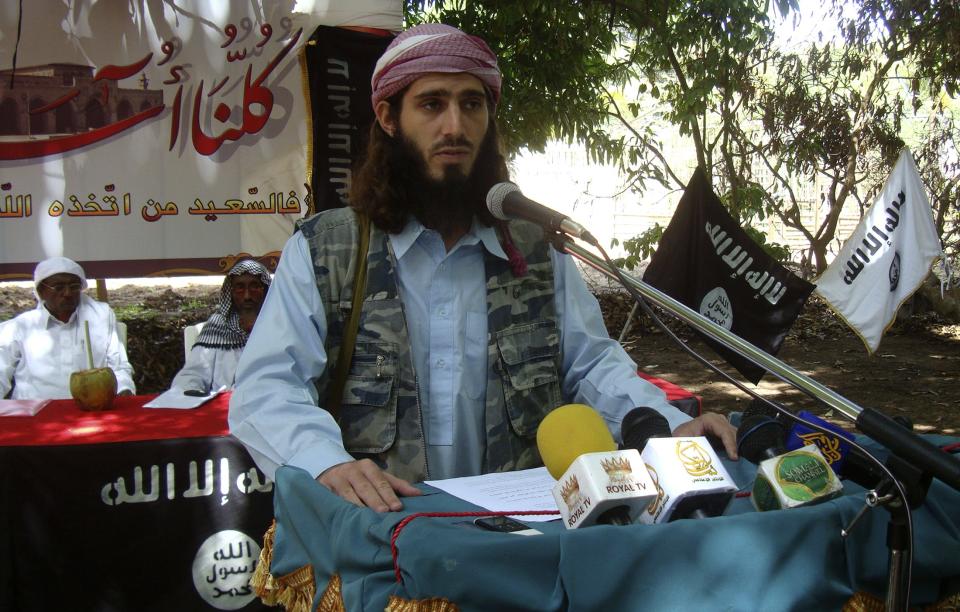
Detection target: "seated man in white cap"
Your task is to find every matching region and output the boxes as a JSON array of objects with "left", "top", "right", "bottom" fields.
[
  {"left": 170, "top": 259, "right": 272, "bottom": 394},
  {"left": 0, "top": 256, "right": 135, "bottom": 399}
]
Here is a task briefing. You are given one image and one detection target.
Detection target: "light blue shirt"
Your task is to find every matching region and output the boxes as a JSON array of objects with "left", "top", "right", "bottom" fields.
[{"left": 229, "top": 218, "right": 691, "bottom": 481}]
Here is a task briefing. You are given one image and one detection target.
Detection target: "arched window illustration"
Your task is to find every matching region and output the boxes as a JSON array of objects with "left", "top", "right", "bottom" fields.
[
  {"left": 29, "top": 98, "right": 51, "bottom": 135},
  {"left": 116, "top": 99, "right": 133, "bottom": 121},
  {"left": 0, "top": 98, "right": 18, "bottom": 134},
  {"left": 55, "top": 102, "right": 76, "bottom": 134},
  {"left": 85, "top": 98, "right": 105, "bottom": 129}
]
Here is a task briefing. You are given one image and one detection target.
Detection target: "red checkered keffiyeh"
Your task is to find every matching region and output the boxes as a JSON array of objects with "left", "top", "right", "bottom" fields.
[{"left": 370, "top": 23, "right": 501, "bottom": 108}]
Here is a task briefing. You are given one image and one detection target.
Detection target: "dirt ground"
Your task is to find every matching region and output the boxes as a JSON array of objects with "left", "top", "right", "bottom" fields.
[
  {"left": 600, "top": 291, "right": 960, "bottom": 436},
  {"left": 2, "top": 282, "right": 958, "bottom": 436}
]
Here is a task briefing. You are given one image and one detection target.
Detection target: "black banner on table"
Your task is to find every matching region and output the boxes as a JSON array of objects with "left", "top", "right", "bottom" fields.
[
  {"left": 303, "top": 25, "right": 393, "bottom": 213},
  {"left": 1, "top": 437, "right": 274, "bottom": 611},
  {"left": 642, "top": 168, "right": 815, "bottom": 383}
]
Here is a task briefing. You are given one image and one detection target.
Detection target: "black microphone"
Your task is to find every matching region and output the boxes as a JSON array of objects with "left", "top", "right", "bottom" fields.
[
  {"left": 486, "top": 182, "right": 596, "bottom": 243},
  {"left": 621, "top": 406, "right": 673, "bottom": 451},
  {"left": 736, "top": 414, "right": 788, "bottom": 462},
  {"left": 741, "top": 398, "right": 784, "bottom": 422},
  {"left": 620, "top": 407, "right": 737, "bottom": 522}
]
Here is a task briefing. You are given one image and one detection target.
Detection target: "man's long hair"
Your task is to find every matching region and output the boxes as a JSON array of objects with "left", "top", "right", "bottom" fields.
[{"left": 350, "top": 92, "right": 510, "bottom": 234}]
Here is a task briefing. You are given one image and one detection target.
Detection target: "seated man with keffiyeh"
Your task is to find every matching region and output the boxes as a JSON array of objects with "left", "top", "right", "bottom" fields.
[{"left": 171, "top": 260, "right": 272, "bottom": 394}]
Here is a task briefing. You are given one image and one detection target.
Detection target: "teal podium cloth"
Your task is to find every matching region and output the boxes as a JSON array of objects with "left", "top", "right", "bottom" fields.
[{"left": 269, "top": 437, "right": 960, "bottom": 611}]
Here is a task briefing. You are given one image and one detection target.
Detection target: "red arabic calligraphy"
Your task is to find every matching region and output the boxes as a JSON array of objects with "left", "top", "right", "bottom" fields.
[{"left": 189, "top": 28, "right": 302, "bottom": 156}]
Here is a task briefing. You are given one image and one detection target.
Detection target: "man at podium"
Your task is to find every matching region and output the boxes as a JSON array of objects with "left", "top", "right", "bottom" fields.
[{"left": 229, "top": 23, "right": 737, "bottom": 512}]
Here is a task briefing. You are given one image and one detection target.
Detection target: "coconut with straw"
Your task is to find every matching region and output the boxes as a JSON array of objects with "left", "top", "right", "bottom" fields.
[{"left": 69, "top": 320, "right": 118, "bottom": 410}]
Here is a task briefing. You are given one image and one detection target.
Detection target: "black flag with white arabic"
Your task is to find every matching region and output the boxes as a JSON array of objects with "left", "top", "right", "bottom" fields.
[
  {"left": 303, "top": 26, "right": 393, "bottom": 213},
  {"left": 642, "top": 168, "right": 815, "bottom": 383}
]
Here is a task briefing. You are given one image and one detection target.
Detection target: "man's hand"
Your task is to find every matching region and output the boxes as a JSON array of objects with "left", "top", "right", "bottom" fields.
[
  {"left": 672, "top": 412, "right": 738, "bottom": 460},
  {"left": 317, "top": 459, "right": 422, "bottom": 512}
]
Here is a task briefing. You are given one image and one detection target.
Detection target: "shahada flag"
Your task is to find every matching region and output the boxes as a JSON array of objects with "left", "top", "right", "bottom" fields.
[
  {"left": 642, "top": 168, "right": 816, "bottom": 383},
  {"left": 303, "top": 26, "right": 393, "bottom": 213},
  {"left": 816, "top": 149, "right": 942, "bottom": 354}
]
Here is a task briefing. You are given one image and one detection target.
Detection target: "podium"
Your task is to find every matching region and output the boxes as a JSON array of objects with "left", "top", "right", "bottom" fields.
[{"left": 264, "top": 436, "right": 960, "bottom": 611}]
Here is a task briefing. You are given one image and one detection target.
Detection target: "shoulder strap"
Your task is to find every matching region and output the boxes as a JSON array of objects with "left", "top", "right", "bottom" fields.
[{"left": 326, "top": 210, "right": 371, "bottom": 422}]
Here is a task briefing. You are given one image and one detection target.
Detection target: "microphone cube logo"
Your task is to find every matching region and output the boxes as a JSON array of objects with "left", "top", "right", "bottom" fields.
[
  {"left": 643, "top": 464, "right": 668, "bottom": 521},
  {"left": 559, "top": 474, "right": 582, "bottom": 511},
  {"left": 638, "top": 438, "right": 738, "bottom": 524},
  {"left": 675, "top": 439, "right": 719, "bottom": 478},
  {"left": 552, "top": 450, "right": 657, "bottom": 529},
  {"left": 752, "top": 444, "right": 843, "bottom": 511},
  {"left": 600, "top": 455, "right": 634, "bottom": 481}
]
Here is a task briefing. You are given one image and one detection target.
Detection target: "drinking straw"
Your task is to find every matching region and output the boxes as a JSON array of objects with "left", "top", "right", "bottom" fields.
[{"left": 84, "top": 320, "right": 94, "bottom": 369}]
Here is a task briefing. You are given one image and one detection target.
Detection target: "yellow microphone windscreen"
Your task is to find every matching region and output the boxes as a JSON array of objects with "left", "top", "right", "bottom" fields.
[{"left": 537, "top": 403, "right": 616, "bottom": 479}]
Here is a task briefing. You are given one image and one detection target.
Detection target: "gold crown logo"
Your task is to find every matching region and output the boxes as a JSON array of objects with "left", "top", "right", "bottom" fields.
[
  {"left": 798, "top": 432, "right": 843, "bottom": 463},
  {"left": 676, "top": 440, "right": 718, "bottom": 477},
  {"left": 559, "top": 475, "right": 581, "bottom": 508},
  {"left": 600, "top": 456, "right": 632, "bottom": 481}
]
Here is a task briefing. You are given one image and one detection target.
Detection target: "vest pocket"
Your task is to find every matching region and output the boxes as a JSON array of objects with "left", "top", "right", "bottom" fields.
[
  {"left": 339, "top": 342, "right": 398, "bottom": 454},
  {"left": 495, "top": 320, "right": 562, "bottom": 437}
]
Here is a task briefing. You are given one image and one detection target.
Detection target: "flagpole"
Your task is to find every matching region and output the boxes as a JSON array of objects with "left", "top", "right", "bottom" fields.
[{"left": 561, "top": 238, "right": 960, "bottom": 492}]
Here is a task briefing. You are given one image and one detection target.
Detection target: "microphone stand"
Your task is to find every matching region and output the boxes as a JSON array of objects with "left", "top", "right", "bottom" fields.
[{"left": 557, "top": 234, "right": 960, "bottom": 610}]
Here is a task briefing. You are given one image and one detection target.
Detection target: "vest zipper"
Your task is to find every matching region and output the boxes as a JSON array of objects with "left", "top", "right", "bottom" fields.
[{"left": 413, "top": 374, "right": 430, "bottom": 479}]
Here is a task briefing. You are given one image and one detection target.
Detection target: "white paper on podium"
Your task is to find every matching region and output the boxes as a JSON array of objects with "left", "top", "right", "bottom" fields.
[
  {"left": 143, "top": 387, "right": 226, "bottom": 409},
  {"left": 425, "top": 467, "right": 561, "bottom": 522},
  {"left": 0, "top": 399, "right": 51, "bottom": 416}
]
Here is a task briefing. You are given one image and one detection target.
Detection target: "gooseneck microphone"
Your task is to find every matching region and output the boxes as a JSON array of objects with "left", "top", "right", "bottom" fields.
[
  {"left": 486, "top": 182, "right": 596, "bottom": 244},
  {"left": 621, "top": 407, "right": 737, "bottom": 523}
]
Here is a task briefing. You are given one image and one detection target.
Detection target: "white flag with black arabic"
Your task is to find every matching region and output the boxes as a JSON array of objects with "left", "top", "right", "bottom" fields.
[{"left": 816, "top": 149, "right": 942, "bottom": 353}]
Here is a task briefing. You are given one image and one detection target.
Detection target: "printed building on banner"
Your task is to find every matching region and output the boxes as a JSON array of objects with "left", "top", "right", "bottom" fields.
[
  {"left": 815, "top": 149, "right": 942, "bottom": 353},
  {"left": 0, "top": 1, "right": 401, "bottom": 280},
  {"left": 642, "top": 168, "right": 815, "bottom": 383}
]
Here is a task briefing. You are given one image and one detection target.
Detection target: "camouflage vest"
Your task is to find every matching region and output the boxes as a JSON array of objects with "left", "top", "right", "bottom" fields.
[{"left": 297, "top": 207, "right": 562, "bottom": 482}]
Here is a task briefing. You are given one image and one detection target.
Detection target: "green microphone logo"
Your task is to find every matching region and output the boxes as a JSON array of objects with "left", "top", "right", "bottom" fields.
[{"left": 774, "top": 453, "right": 832, "bottom": 502}]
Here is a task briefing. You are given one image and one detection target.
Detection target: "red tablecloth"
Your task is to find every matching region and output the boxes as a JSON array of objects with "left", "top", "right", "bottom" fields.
[
  {"left": 0, "top": 375, "right": 697, "bottom": 448},
  {"left": 0, "top": 392, "right": 232, "bottom": 447},
  {"left": 639, "top": 372, "right": 702, "bottom": 416}
]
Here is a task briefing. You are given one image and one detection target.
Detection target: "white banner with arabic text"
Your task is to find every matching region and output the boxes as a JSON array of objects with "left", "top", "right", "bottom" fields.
[{"left": 0, "top": 0, "right": 400, "bottom": 279}]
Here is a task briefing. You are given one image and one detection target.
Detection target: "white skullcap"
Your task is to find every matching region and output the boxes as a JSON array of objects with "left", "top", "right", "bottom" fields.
[{"left": 33, "top": 256, "right": 88, "bottom": 290}]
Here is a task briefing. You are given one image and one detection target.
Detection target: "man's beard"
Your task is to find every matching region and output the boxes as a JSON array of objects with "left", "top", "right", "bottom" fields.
[{"left": 390, "top": 126, "right": 497, "bottom": 237}]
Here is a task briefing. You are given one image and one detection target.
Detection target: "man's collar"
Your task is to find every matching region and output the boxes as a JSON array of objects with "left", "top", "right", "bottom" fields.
[
  {"left": 40, "top": 303, "right": 78, "bottom": 327},
  {"left": 389, "top": 217, "right": 508, "bottom": 260}
]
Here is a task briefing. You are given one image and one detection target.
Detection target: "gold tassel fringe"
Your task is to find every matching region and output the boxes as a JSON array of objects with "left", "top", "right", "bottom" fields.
[
  {"left": 385, "top": 595, "right": 460, "bottom": 612},
  {"left": 250, "top": 520, "right": 317, "bottom": 611}
]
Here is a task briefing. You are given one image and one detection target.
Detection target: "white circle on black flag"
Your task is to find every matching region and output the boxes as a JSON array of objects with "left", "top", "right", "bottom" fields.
[
  {"left": 192, "top": 529, "right": 261, "bottom": 609},
  {"left": 699, "top": 287, "right": 733, "bottom": 330}
]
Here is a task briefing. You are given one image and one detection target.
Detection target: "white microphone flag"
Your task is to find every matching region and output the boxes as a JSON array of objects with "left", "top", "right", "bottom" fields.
[{"left": 816, "top": 149, "right": 942, "bottom": 353}]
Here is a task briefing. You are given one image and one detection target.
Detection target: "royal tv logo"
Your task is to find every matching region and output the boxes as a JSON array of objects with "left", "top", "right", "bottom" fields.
[
  {"left": 600, "top": 455, "right": 633, "bottom": 482},
  {"left": 559, "top": 474, "right": 581, "bottom": 512}
]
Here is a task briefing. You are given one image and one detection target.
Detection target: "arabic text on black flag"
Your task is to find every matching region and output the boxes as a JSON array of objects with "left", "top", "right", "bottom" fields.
[
  {"left": 303, "top": 26, "right": 393, "bottom": 213},
  {"left": 642, "top": 168, "right": 815, "bottom": 383}
]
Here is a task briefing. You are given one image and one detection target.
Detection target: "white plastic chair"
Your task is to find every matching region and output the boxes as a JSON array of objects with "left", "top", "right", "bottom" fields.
[
  {"left": 183, "top": 322, "right": 205, "bottom": 360},
  {"left": 116, "top": 321, "right": 127, "bottom": 349}
]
